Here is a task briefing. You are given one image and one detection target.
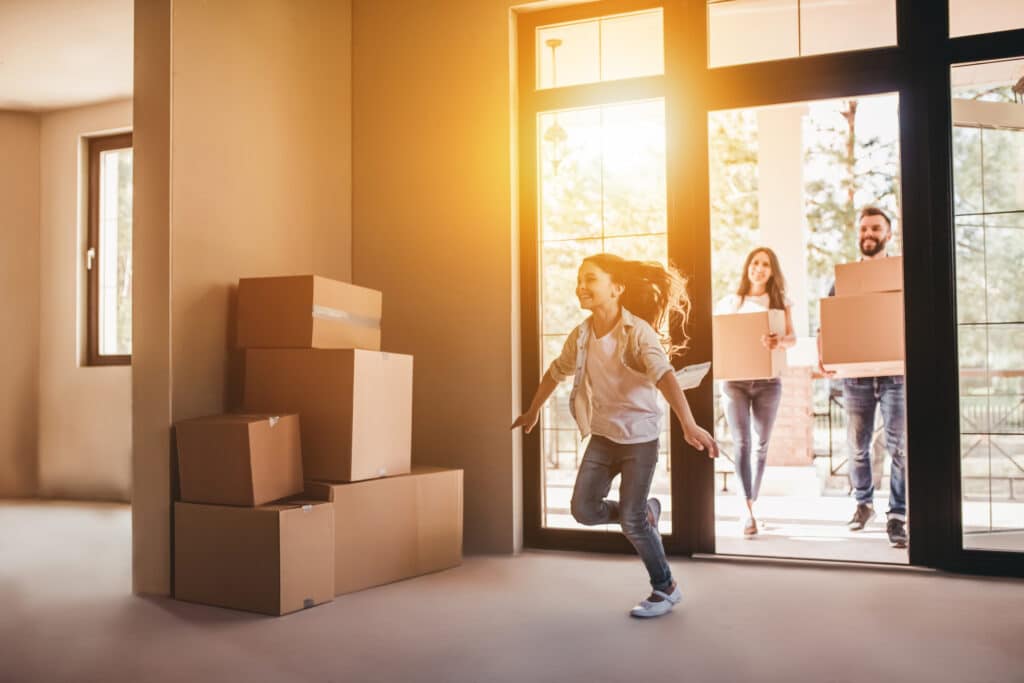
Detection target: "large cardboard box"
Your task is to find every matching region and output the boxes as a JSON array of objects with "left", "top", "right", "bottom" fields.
[
  {"left": 712, "top": 310, "right": 787, "bottom": 381},
  {"left": 243, "top": 349, "right": 413, "bottom": 482},
  {"left": 834, "top": 256, "right": 903, "bottom": 296},
  {"left": 237, "top": 275, "right": 382, "bottom": 350},
  {"left": 304, "top": 467, "right": 463, "bottom": 596},
  {"left": 174, "top": 501, "right": 334, "bottom": 616},
  {"left": 175, "top": 414, "right": 303, "bottom": 506},
  {"left": 820, "top": 291, "right": 905, "bottom": 378}
]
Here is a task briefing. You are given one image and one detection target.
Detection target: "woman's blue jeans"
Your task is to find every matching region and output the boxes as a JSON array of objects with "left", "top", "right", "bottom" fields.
[
  {"left": 571, "top": 436, "right": 673, "bottom": 592},
  {"left": 721, "top": 378, "right": 783, "bottom": 502}
]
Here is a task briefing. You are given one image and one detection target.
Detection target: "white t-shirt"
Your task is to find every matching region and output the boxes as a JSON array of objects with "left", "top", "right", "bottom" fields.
[
  {"left": 715, "top": 292, "right": 792, "bottom": 314},
  {"left": 586, "top": 322, "right": 662, "bottom": 444}
]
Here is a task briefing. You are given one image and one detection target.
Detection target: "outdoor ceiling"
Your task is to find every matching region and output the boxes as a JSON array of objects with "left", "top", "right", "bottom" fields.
[{"left": 0, "top": 0, "right": 133, "bottom": 112}]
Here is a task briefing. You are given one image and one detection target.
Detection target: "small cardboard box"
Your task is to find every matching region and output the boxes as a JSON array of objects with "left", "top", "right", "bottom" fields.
[
  {"left": 304, "top": 467, "right": 463, "bottom": 596},
  {"left": 712, "top": 310, "right": 787, "bottom": 381},
  {"left": 237, "top": 275, "right": 382, "bottom": 350},
  {"left": 174, "top": 501, "right": 334, "bottom": 616},
  {"left": 834, "top": 256, "right": 903, "bottom": 297},
  {"left": 174, "top": 414, "right": 303, "bottom": 506},
  {"left": 820, "top": 290, "right": 905, "bottom": 378},
  {"left": 242, "top": 349, "right": 413, "bottom": 482}
]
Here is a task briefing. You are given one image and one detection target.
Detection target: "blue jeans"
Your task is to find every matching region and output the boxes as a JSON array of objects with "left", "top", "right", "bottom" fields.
[
  {"left": 842, "top": 376, "right": 907, "bottom": 520},
  {"left": 571, "top": 436, "right": 673, "bottom": 592},
  {"left": 722, "top": 379, "right": 783, "bottom": 502}
]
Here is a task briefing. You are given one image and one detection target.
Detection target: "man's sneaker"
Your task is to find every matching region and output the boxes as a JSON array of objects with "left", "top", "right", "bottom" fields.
[
  {"left": 847, "top": 504, "right": 876, "bottom": 531},
  {"left": 887, "top": 518, "right": 908, "bottom": 548},
  {"left": 629, "top": 584, "right": 682, "bottom": 618},
  {"left": 646, "top": 498, "right": 661, "bottom": 529}
]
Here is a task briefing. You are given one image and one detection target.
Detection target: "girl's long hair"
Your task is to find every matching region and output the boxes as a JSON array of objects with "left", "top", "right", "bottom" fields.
[
  {"left": 736, "top": 247, "right": 788, "bottom": 310},
  {"left": 582, "top": 253, "right": 691, "bottom": 357}
]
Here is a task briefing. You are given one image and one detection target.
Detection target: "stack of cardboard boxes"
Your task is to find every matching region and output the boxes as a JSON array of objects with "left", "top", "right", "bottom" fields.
[
  {"left": 173, "top": 275, "right": 463, "bottom": 615},
  {"left": 820, "top": 256, "right": 905, "bottom": 378}
]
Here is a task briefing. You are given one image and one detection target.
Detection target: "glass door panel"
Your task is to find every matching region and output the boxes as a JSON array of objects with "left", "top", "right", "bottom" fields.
[
  {"left": 537, "top": 98, "right": 673, "bottom": 533},
  {"left": 952, "top": 58, "right": 1024, "bottom": 552}
]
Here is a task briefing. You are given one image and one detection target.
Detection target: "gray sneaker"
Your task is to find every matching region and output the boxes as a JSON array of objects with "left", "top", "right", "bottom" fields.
[
  {"left": 847, "top": 504, "right": 876, "bottom": 531},
  {"left": 647, "top": 498, "right": 661, "bottom": 529},
  {"left": 887, "top": 518, "right": 908, "bottom": 548}
]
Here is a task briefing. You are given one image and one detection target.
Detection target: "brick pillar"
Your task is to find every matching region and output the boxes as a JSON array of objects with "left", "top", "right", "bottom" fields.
[{"left": 767, "top": 365, "right": 814, "bottom": 465}]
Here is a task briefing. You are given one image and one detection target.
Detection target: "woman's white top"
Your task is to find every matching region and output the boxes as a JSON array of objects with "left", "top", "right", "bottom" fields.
[
  {"left": 585, "top": 320, "right": 663, "bottom": 444},
  {"left": 715, "top": 292, "right": 792, "bottom": 314}
]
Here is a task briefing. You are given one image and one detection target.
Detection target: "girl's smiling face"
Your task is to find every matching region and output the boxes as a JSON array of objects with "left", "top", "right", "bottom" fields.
[{"left": 577, "top": 261, "right": 623, "bottom": 310}]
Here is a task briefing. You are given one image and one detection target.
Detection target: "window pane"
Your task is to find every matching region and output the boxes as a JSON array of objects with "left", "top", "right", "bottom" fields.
[
  {"left": 602, "top": 100, "right": 666, "bottom": 237},
  {"left": 982, "top": 128, "right": 1024, "bottom": 214},
  {"left": 541, "top": 238, "right": 593, "bottom": 337},
  {"left": 800, "top": 0, "right": 896, "bottom": 56},
  {"left": 537, "top": 9, "right": 663, "bottom": 90},
  {"left": 539, "top": 109, "right": 602, "bottom": 241},
  {"left": 537, "top": 21, "right": 599, "bottom": 90},
  {"left": 986, "top": 227, "right": 1024, "bottom": 323},
  {"left": 599, "top": 11, "right": 663, "bottom": 83},
  {"left": 951, "top": 0, "right": 1024, "bottom": 37},
  {"left": 708, "top": 0, "right": 798, "bottom": 68},
  {"left": 953, "top": 127, "right": 983, "bottom": 216},
  {"left": 707, "top": 0, "right": 896, "bottom": 68},
  {"left": 954, "top": 223, "right": 986, "bottom": 324},
  {"left": 99, "top": 147, "right": 133, "bottom": 356}
]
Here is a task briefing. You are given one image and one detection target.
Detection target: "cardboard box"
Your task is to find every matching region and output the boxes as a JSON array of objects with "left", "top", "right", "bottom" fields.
[
  {"left": 175, "top": 414, "right": 303, "bottom": 506},
  {"left": 237, "top": 275, "right": 382, "bottom": 350},
  {"left": 304, "top": 467, "right": 463, "bottom": 596},
  {"left": 820, "top": 291, "right": 905, "bottom": 378},
  {"left": 174, "top": 501, "right": 334, "bottom": 616},
  {"left": 712, "top": 310, "right": 787, "bottom": 381},
  {"left": 243, "top": 349, "right": 413, "bottom": 482},
  {"left": 834, "top": 256, "right": 903, "bottom": 296}
]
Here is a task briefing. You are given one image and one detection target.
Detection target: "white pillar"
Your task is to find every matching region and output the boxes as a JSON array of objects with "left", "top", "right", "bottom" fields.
[{"left": 757, "top": 105, "right": 810, "bottom": 339}]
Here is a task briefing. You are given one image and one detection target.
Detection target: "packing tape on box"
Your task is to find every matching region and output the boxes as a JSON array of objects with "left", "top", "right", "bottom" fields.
[
  {"left": 268, "top": 416, "right": 280, "bottom": 427},
  {"left": 302, "top": 504, "right": 313, "bottom": 513},
  {"left": 311, "top": 304, "right": 379, "bottom": 328}
]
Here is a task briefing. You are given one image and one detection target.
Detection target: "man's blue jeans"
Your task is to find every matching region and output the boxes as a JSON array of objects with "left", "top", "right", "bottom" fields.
[
  {"left": 722, "top": 378, "right": 783, "bottom": 502},
  {"left": 842, "top": 376, "right": 907, "bottom": 520},
  {"left": 571, "top": 435, "right": 673, "bottom": 592}
]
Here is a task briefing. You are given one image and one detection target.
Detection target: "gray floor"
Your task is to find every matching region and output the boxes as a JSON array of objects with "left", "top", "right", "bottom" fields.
[{"left": 2, "top": 500, "right": 1024, "bottom": 683}]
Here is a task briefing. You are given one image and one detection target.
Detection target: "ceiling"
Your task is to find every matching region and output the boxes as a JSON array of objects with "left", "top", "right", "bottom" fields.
[{"left": 0, "top": 0, "right": 133, "bottom": 112}]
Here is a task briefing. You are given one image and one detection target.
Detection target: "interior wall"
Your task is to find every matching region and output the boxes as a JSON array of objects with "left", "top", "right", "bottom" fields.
[
  {"left": 0, "top": 112, "right": 41, "bottom": 498},
  {"left": 133, "top": 0, "right": 353, "bottom": 595},
  {"left": 38, "top": 99, "right": 133, "bottom": 501},
  {"left": 352, "top": 0, "right": 522, "bottom": 554}
]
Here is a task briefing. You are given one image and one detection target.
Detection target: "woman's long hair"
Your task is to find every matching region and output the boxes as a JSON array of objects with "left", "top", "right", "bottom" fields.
[
  {"left": 736, "top": 247, "right": 788, "bottom": 310},
  {"left": 582, "top": 253, "right": 691, "bottom": 357}
]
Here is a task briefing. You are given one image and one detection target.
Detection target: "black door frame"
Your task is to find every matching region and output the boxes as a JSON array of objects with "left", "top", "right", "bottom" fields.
[{"left": 517, "top": 0, "right": 1024, "bottom": 576}]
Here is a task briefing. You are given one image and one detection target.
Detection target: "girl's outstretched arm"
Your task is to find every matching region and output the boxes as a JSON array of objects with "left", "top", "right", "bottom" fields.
[
  {"left": 511, "top": 371, "right": 559, "bottom": 433},
  {"left": 656, "top": 372, "right": 719, "bottom": 458}
]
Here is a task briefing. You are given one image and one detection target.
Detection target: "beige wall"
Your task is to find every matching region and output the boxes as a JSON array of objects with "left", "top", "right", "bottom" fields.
[
  {"left": 38, "top": 100, "right": 133, "bottom": 501},
  {"left": 133, "top": 0, "right": 353, "bottom": 595},
  {"left": 352, "top": 0, "right": 522, "bottom": 554},
  {"left": 0, "top": 113, "right": 41, "bottom": 498}
]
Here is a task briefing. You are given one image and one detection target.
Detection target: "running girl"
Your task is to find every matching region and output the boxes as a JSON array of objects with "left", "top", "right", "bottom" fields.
[{"left": 512, "top": 253, "right": 718, "bottom": 618}]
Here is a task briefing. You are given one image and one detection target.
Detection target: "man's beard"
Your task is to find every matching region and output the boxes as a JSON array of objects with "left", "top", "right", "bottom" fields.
[{"left": 860, "top": 237, "right": 885, "bottom": 257}]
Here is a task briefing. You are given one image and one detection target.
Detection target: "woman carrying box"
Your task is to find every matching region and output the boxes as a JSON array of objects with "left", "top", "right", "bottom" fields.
[{"left": 716, "top": 247, "right": 796, "bottom": 537}]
